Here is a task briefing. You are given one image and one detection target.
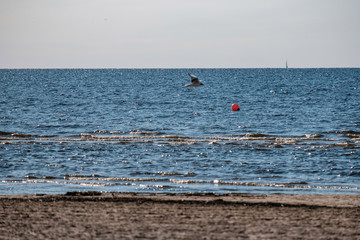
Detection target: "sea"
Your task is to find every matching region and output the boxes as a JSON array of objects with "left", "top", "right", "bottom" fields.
[{"left": 1, "top": 68, "right": 359, "bottom": 195}]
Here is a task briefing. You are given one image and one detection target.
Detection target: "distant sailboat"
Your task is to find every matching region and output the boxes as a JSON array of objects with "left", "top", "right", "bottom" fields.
[{"left": 286, "top": 61, "right": 288, "bottom": 69}]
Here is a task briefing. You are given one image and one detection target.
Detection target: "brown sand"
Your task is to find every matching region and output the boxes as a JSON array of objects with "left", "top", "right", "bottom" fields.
[{"left": 1, "top": 192, "right": 359, "bottom": 239}]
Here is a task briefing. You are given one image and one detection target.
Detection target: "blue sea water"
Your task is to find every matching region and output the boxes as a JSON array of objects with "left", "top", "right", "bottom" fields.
[{"left": 0, "top": 68, "right": 359, "bottom": 195}]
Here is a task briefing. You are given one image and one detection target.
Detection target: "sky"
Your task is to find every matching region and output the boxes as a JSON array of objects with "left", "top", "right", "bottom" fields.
[{"left": 1, "top": 0, "right": 359, "bottom": 68}]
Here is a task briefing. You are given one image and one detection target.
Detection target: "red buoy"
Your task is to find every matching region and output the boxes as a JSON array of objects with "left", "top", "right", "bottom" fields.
[{"left": 232, "top": 104, "right": 240, "bottom": 111}]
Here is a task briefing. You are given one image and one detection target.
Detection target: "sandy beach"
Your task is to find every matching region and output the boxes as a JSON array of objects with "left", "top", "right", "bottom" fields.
[{"left": 1, "top": 192, "right": 359, "bottom": 239}]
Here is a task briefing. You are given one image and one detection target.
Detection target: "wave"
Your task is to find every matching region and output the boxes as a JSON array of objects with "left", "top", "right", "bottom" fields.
[
  {"left": 1, "top": 129, "right": 360, "bottom": 151},
  {"left": 4, "top": 175, "right": 360, "bottom": 191}
]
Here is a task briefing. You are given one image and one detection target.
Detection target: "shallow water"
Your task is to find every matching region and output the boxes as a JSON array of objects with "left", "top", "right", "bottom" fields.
[{"left": 1, "top": 68, "right": 359, "bottom": 194}]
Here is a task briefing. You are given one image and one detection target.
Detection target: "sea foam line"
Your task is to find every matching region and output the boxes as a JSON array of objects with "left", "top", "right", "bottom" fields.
[{"left": 3, "top": 178, "right": 359, "bottom": 191}]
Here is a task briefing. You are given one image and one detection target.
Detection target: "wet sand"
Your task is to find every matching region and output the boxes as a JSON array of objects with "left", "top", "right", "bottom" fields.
[{"left": 1, "top": 192, "right": 359, "bottom": 239}]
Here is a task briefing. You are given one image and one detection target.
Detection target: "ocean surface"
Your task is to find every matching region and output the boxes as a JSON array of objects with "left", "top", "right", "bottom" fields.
[{"left": 1, "top": 68, "right": 359, "bottom": 195}]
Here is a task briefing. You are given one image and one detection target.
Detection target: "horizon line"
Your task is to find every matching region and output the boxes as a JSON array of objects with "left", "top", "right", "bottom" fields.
[{"left": 1, "top": 66, "right": 359, "bottom": 70}]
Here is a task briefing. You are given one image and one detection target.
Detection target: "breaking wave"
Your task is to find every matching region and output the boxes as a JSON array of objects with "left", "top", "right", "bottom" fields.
[{"left": 1, "top": 130, "right": 359, "bottom": 149}]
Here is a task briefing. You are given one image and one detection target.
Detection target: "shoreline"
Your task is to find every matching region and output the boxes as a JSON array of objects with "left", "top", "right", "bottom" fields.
[
  {"left": 1, "top": 193, "right": 359, "bottom": 239},
  {"left": 1, "top": 192, "right": 360, "bottom": 207}
]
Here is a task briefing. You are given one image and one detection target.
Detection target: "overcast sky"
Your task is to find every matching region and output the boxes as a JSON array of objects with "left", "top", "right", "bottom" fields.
[{"left": 1, "top": 0, "right": 359, "bottom": 68}]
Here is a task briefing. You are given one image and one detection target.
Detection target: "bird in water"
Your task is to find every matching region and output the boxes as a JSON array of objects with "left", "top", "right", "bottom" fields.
[{"left": 186, "top": 73, "right": 204, "bottom": 87}]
